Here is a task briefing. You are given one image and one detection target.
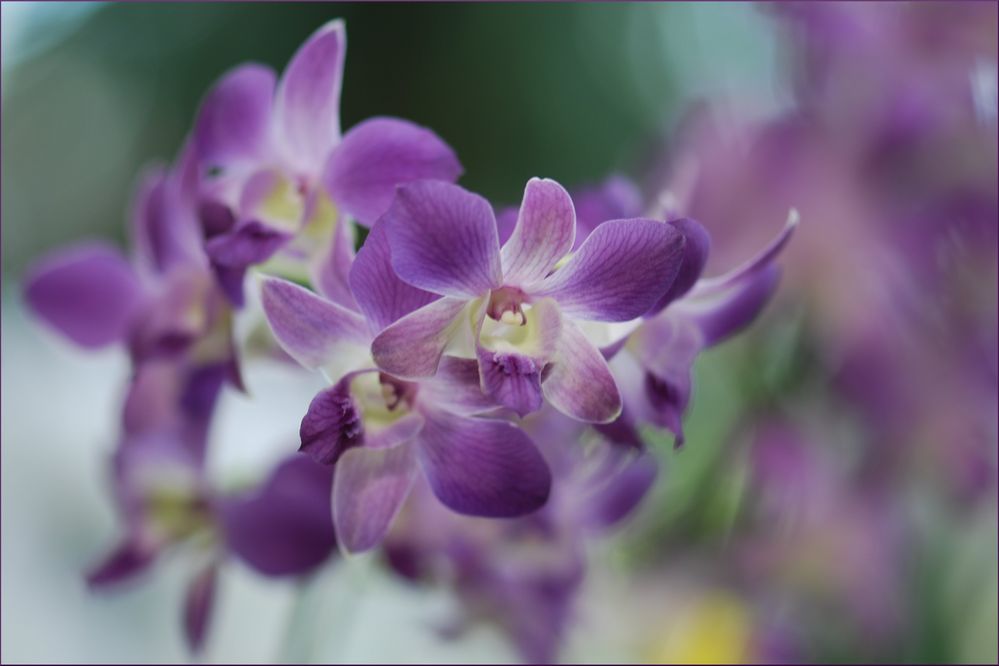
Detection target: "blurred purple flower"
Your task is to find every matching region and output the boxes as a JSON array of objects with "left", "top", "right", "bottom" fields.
[{"left": 192, "top": 20, "right": 463, "bottom": 306}]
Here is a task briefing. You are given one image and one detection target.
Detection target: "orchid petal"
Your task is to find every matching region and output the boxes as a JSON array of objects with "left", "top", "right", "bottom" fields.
[
  {"left": 500, "top": 178, "right": 575, "bottom": 287},
  {"left": 384, "top": 181, "right": 502, "bottom": 297},
  {"left": 274, "top": 20, "right": 345, "bottom": 172},
  {"left": 542, "top": 320, "right": 622, "bottom": 423},
  {"left": 24, "top": 243, "right": 143, "bottom": 349},
  {"left": 183, "top": 565, "right": 217, "bottom": 653},
  {"left": 536, "top": 219, "right": 686, "bottom": 322},
  {"left": 416, "top": 407, "right": 551, "bottom": 517},
  {"left": 371, "top": 297, "right": 469, "bottom": 379},
  {"left": 419, "top": 356, "right": 498, "bottom": 416},
  {"left": 194, "top": 64, "right": 276, "bottom": 167},
  {"left": 324, "top": 117, "right": 463, "bottom": 226},
  {"left": 349, "top": 218, "right": 439, "bottom": 333},
  {"left": 85, "top": 538, "right": 157, "bottom": 588},
  {"left": 648, "top": 217, "right": 711, "bottom": 313},
  {"left": 220, "top": 454, "right": 336, "bottom": 576},
  {"left": 334, "top": 442, "right": 417, "bottom": 554},
  {"left": 261, "top": 278, "right": 369, "bottom": 370}
]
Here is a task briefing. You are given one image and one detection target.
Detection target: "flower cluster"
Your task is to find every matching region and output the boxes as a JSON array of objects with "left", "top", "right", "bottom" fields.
[{"left": 23, "top": 19, "right": 791, "bottom": 659}]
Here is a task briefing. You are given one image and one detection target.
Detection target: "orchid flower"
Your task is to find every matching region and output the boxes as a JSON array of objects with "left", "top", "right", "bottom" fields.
[
  {"left": 260, "top": 217, "right": 552, "bottom": 554},
  {"left": 370, "top": 178, "right": 688, "bottom": 424},
  {"left": 25, "top": 160, "right": 239, "bottom": 374},
  {"left": 605, "top": 212, "right": 798, "bottom": 448},
  {"left": 192, "top": 20, "right": 462, "bottom": 307},
  {"left": 88, "top": 398, "right": 336, "bottom": 652}
]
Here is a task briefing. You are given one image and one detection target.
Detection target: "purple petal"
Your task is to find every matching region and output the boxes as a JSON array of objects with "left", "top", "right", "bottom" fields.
[
  {"left": 205, "top": 220, "right": 291, "bottom": 269},
  {"left": 693, "top": 209, "right": 798, "bottom": 297},
  {"left": 571, "top": 175, "right": 643, "bottom": 248},
  {"left": 371, "top": 297, "right": 468, "bottom": 378},
  {"left": 349, "top": 218, "right": 439, "bottom": 332},
  {"left": 583, "top": 452, "right": 658, "bottom": 531},
  {"left": 334, "top": 443, "right": 417, "bottom": 553},
  {"left": 542, "top": 320, "right": 622, "bottom": 423},
  {"left": 131, "top": 167, "right": 204, "bottom": 275},
  {"left": 495, "top": 206, "right": 518, "bottom": 245},
  {"left": 220, "top": 454, "right": 336, "bottom": 576},
  {"left": 416, "top": 407, "right": 551, "bottom": 517},
  {"left": 536, "top": 219, "right": 686, "bottom": 322},
  {"left": 298, "top": 374, "right": 366, "bottom": 465},
  {"left": 261, "top": 278, "right": 370, "bottom": 370},
  {"left": 183, "top": 564, "right": 217, "bottom": 654},
  {"left": 500, "top": 178, "right": 575, "bottom": 287},
  {"left": 419, "top": 356, "right": 500, "bottom": 416},
  {"left": 476, "top": 298, "right": 562, "bottom": 417},
  {"left": 194, "top": 64, "right": 276, "bottom": 167},
  {"left": 384, "top": 181, "right": 502, "bottom": 297},
  {"left": 324, "top": 117, "right": 463, "bottom": 226},
  {"left": 312, "top": 214, "right": 358, "bottom": 310},
  {"left": 691, "top": 264, "right": 781, "bottom": 346},
  {"left": 477, "top": 351, "right": 543, "bottom": 418},
  {"left": 85, "top": 538, "right": 157, "bottom": 588},
  {"left": 648, "top": 217, "right": 711, "bottom": 314},
  {"left": 630, "top": 314, "right": 703, "bottom": 444},
  {"left": 273, "top": 20, "right": 345, "bottom": 172},
  {"left": 24, "top": 243, "right": 143, "bottom": 348}
]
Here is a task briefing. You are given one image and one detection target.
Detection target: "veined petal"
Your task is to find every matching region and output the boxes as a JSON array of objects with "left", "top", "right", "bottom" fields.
[
  {"left": 542, "top": 320, "right": 622, "bottom": 423},
  {"left": 312, "top": 209, "right": 358, "bottom": 310},
  {"left": 298, "top": 373, "right": 366, "bottom": 465},
  {"left": 571, "top": 175, "right": 643, "bottom": 248},
  {"left": 648, "top": 217, "right": 711, "bottom": 314},
  {"left": 194, "top": 64, "right": 276, "bottom": 167},
  {"left": 536, "top": 219, "right": 686, "bottom": 322},
  {"left": 334, "top": 442, "right": 417, "bottom": 554},
  {"left": 261, "top": 278, "right": 369, "bottom": 370},
  {"left": 500, "top": 178, "right": 575, "bottom": 287},
  {"left": 324, "top": 117, "right": 463, "bottom": 226},
  {"left": 419, "top": 356, "right": 499, "bottom": 416},
  {"left": 274, "top": 20, "right": 345, "bottom": 172},
  {"left": 371, "top": 297, "right": 469, "bottom": 379},
  {"left": 416, "top": 407, "right": 551, "bottom": 517},
  {"left": 384, "top": 181, "right": 502, "bottom": 298},
  {"left": 349, "top": 218, "right": 439, "bottom": 333},
  {"left": 24, "top": 243, "right": 143, "bottom": 349}
]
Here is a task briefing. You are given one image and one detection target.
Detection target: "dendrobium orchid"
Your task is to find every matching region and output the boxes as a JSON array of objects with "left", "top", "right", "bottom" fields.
[
  {"left": 192, "top": 20, "right": 462, "bottom": 306},
  {"left": 371, "top": 178, "right": 688, "bottom": 423},
  {"left": 260, "top": 216, "right": 552, "bottom": 554}
]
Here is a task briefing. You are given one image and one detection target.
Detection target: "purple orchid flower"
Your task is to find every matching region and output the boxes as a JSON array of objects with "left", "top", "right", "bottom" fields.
[
  {"left": 260, "top": 218, "right": 552, "bottom": 554},
  {"left": 89, "top": 427, "right": 336, "bottom": 652},
  {"left": 192, "top": 20, "right": 462, "bottom": 306},
  {"left": 605, "top": 212, "right": 797, "bottom": 448},
  {"left": 24, "top": 160, "right": 239, "bottom": 377},
  {"left": 369, "top": 178, "right": 688, "bottom": 424}
]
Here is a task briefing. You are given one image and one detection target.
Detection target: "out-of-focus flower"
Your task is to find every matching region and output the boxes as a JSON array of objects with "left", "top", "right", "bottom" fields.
[
  {"left": 192, "top": 20, "right": 462, "bottom": 306},
  {"left": 88, "top": 432, "right": 337, "bottom": 652},
  {"left": 371, "top": 178, "right": 687, "bottom": 423}
]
